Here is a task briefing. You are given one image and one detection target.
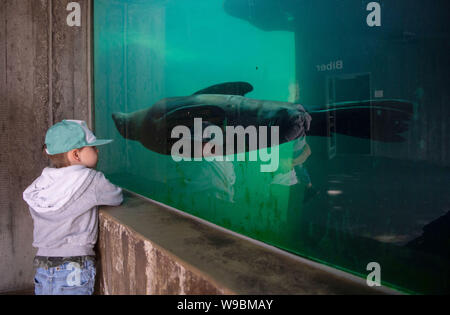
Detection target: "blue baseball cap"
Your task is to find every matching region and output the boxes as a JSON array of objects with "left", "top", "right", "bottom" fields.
[{"left": 45, "top": 120, "right": 113, "bottom": 155}]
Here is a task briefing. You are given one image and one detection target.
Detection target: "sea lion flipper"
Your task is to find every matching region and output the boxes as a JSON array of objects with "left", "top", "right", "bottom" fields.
[
  {"left": 331, "top": 99, "right": 413, "bottom": 115},
  {"left": 192, "top": 82, "right": 253, "bottom": 96},
  {"left": 308, "top": 99, "right": 413, "bottom": 142}
]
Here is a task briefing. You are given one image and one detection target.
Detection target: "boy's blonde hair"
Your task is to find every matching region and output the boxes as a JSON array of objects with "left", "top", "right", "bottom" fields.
[{"left": 42, "top": 144, "right": 87, "bottom": 168}]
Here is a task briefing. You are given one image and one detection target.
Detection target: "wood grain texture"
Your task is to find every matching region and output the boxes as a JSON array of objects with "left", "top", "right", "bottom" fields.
[{"left": 0, "top": 0, "right": 92, "bottom": 292}]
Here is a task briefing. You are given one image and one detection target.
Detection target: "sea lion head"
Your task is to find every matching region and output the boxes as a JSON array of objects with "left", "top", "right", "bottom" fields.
[{"left": 112, "top": 112, "right": 140, "bottom": 141}]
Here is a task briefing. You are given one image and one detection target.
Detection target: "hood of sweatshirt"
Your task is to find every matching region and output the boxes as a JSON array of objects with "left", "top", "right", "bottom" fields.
[{"left": 23, "top": 165, "right": 92, "bottom": 213}]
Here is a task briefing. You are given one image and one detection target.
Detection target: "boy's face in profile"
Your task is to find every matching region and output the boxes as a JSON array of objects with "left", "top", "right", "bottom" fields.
[{"left": 67, "top": 146, "right": 99, "bottom": 168}]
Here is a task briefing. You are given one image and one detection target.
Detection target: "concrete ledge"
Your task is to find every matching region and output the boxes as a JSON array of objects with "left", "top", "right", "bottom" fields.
[{"left": 97, "top": 190, "right": 394, "bottom": 295}]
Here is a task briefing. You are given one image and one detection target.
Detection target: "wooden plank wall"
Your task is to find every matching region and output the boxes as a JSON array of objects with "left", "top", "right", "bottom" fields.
[{"left": 0, "top": 0, "right": 91, "bottom": 292}]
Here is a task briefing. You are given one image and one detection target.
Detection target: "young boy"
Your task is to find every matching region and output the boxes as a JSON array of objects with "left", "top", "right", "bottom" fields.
[
  {"left": 271, "top": 136, "right": 317, "bottom": 202},
  {"left": 23, "top": 119, "right": 123, "bottom": 295}
]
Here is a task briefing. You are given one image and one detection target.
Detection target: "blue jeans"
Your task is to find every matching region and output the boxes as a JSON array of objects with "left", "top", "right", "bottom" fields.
[
  {"left": 34, "top": 260, "right": 96, "bottom": 295},
  {"left": 294, "top": 164, "right": 311, "bottom": 186}
]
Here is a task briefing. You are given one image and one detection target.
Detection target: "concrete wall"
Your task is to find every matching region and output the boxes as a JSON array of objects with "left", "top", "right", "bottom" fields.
[
  {"left": 0, "top": 0, "right": 92, "bottom": 292},
  {"left": 97, "top": 191, "right": 396, "bottom": 295}
]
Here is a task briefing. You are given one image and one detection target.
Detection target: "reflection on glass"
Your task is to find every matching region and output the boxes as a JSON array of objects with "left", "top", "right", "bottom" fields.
[{"left": 94, "top": 0, "right": 450, "bottom": 294}]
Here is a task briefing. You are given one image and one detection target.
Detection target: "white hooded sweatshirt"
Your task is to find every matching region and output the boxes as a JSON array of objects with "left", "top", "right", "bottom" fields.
[{"left": 23, "top": 165, "right": 123, "bottom": 257}]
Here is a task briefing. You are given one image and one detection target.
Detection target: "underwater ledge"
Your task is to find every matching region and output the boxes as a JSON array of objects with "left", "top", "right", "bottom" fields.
[{"left": 96, "top": 189, "right": 400, "bottom": 295}]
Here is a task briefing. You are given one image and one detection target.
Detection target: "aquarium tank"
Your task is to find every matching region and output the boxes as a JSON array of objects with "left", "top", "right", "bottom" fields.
[{"left": 94, "top": 0, "right": 450, "bottom": 294}]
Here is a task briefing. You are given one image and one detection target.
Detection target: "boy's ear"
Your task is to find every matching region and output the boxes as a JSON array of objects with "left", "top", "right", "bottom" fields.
[{"left": 68, "top": 148, "right": 80, "bottom": 161}]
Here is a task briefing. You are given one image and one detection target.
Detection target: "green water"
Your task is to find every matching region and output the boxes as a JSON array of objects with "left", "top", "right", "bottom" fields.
[{"left": 94, "top": 0, "right": 450, "bottom": 294}]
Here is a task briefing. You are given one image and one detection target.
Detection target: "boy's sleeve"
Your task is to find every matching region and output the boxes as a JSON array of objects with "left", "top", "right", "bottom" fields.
[{"left": 94, "top": 172, "right": 124, "bottom": 206}]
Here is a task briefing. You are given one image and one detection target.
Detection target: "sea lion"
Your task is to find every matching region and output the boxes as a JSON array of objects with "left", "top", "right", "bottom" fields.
[
  {"left": 112, "top": 82, "right": 311, "bottom": 157},
  {"left": 112, "top": 82, "right": 412, "bottom": 157}
]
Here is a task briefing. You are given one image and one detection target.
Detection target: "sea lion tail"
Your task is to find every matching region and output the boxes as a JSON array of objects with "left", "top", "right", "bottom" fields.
[{"left": 307, "top": 99, "right": 413, "bottom": 142}]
